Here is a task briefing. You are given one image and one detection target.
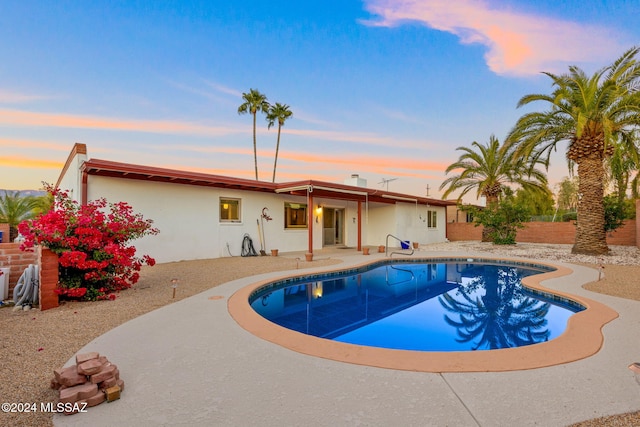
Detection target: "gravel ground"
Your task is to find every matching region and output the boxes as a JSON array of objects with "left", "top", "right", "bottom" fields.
[{"left": 1, "top": 243, "right": 639, "bottom": 427}]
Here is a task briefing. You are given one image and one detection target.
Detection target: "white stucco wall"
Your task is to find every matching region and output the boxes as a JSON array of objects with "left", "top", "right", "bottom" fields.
[
  {"left": 397, "top": 203, "right": 447, "bottom": 245},
  {"left": 56, "top": 151, "right": 86, "bottom": 203},
  {"left": 366, "top": 204, "right": 398, "bottom": 247},
  {"left": 366, "top": 203, "right": 447, "bottom": 248},
  {"left": 87, "top": 177, "right": 220, "bottom": 263},
  {"left": 85, "top": 176, "right": 330, "bottom": 263}
]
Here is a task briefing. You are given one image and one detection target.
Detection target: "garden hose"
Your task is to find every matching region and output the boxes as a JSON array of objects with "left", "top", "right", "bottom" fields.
[{"left": 13, "top": 264, "right": 39, "bottom": 307}]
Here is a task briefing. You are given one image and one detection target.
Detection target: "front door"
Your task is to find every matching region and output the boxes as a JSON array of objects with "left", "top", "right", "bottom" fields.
[{"left": 323, "top": 208, "right": 345, "bottom": 246}]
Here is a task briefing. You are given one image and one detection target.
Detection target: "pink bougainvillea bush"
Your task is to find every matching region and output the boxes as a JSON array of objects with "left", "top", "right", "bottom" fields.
[{"left": 18, "top": 184, "right": 159, "bottom": 301}]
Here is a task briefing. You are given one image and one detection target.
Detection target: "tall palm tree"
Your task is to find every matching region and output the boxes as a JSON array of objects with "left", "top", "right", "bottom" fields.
[
  {"left": 506, "top": 47, "right": 640, "bottom": 255},
  {"left": 237, "top": 89, "right": 270, "bottom": 180},
  {"left": 0, "top": 191, "right": 41, "bottom": 241},
  {"left": 266, "top": 102, "right": 293, "bottom": 183},
  {"left": 440, "top": 135, "right": 548, "bottom": 240}
]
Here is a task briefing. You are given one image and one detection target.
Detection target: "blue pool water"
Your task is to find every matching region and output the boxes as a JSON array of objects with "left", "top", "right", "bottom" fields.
[{"left": 249, "top": 260, "right": 585, "bottom": 352}]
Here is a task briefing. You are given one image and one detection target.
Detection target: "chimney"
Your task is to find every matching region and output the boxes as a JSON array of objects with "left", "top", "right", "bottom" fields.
[{"left": 344, "top": 174, "right": 367, "bottom": 188}]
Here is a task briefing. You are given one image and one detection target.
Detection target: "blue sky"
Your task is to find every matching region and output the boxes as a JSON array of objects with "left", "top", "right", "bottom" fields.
[{"left": 1, "top": 0, "right": 638, "bottom": 202}]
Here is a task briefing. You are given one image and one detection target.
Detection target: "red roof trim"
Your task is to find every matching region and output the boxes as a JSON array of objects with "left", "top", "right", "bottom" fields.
[{"left": 81, "top": 158, "right": 454, "bottom": 207}]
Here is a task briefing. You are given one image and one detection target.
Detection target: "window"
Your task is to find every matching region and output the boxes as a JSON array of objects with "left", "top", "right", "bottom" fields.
[
  {"left": 465, "top": 211, "right": 474, "bottom": 223},
  {"left": 427, "top": 210, "right": 437, "bottom": 228},
  {"left": 284, "top": 202, "right": 307, "bottom": 229},
  {"left": 220, "top": 198, "right": 241, "bottom": 222}
]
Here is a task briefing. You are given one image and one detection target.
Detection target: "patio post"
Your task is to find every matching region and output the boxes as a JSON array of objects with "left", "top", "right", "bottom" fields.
[{"left": 308, "top": 194, "right": 314, "bottom": 254}]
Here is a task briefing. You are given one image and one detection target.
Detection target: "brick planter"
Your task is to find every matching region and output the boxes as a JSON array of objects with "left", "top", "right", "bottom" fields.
[{"left": 38, "top": 247, "right": 59, "bottom": 310}]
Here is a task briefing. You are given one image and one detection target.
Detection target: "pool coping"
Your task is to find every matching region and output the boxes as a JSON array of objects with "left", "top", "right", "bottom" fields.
[{"left": 228, "top": 256, "right": 619, "bottom": 373}]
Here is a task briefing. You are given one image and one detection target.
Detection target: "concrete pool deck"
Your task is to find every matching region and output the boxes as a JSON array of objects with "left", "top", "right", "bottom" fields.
[{"left": 55, "top": 249, "right": 640, "bottom": 426}]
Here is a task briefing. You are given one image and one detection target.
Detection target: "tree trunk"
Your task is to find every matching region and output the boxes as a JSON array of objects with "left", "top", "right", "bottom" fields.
[
  {"left": 481, "top": 226, "right": 493, "bottom": 242},
  {"left": 252, "top": 112, "right": 259, "bottom": 180},
  {"left": 272, "top": 124, "right": 281, "bottom": 183},
  {"left": 572, "top": 155, "right": 609, "bottom": 255},
  {"left": 481, "top": 195, "right": 498, "bottom": 242}
]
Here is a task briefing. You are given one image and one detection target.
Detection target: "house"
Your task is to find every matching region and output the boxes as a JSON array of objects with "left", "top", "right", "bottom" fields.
[{"left": 56, "top": 143, "right": 455, "bottom": 263}]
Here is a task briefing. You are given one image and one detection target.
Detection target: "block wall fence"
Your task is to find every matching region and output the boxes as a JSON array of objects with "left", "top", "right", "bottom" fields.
[
  {"left": 446, "top": 220, "right": 637, "bottom": 245},
  {"left": 0, "top": 243, "right": 59, "bottom": 310},
  {"left": 446, "top": 199, "right": 640, "bottom": 247},
  {"left": 0, "top": 243, "right": 38, "bottom": 299}
]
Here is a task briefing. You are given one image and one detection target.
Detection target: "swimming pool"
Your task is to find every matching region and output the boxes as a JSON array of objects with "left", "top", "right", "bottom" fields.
[
  {"left": 228, "top": 256, "right": 618, "bottom": 372},
  {"left": 249, "top": 260, "right": 585, "bottom": 352}
]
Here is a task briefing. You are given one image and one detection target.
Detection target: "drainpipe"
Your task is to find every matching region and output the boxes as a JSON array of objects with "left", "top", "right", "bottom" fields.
[{"left": 357, "top": 200, "right": 362, "bottom": 251}]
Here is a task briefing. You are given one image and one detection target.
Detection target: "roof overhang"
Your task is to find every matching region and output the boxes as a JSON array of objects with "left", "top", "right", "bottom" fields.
[
  {"left": 80, "top": 159, "right": 455, "bottom": 207},
  {"left": 81, "top": 159, "right": 278, "bottom": 193}
]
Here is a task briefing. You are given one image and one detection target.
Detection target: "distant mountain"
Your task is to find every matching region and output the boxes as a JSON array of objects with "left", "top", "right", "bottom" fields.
[{"left": 0, "top": 189, "right": 47, "bottom": 197}]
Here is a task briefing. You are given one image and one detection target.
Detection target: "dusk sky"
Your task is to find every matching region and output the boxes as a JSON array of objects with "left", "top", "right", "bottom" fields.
[{"left": 1, "top": 1, "right": 639, "bottom": 202}]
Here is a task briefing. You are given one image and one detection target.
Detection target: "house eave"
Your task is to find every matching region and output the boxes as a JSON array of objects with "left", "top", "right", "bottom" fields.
[{"left": 79, "top": 159, "right": 455, "bottom": 207}]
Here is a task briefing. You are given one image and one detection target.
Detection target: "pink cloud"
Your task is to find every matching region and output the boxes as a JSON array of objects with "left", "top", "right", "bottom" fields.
[
  {"left": 274, "top": 149, "right": 450, "bottom": 181},
  {"left": 154, "top": 144, "right": 449, "bottom": 174},
  {"left": 0, "top": 108, "right": 246, "bottom": 136},
  {"left": 0, "top": 90, "right": 51, "bottom": 104},
  {"left": 150, "top": 145, "right": 450, "bottom": 184},
  {"left": 362, "top": 0, "right": 623, "bottom": 76},
  {"left": 280, "top": 150, "right": 442, "bottom": 170},
  {"left": 203, "top": 81, "right": 243, "bottom": 98},
  {"left": 0, "top": 138, "right": 70, "bottom": 152},
  {"left": 282, "top": 128, "right": 437, "bottom": 150},
  {"left": 0, "top": 108, "right": 436, "bottom": 152},
  {"left": 0, "top": 155, "right": 62, "bottom": 169}
]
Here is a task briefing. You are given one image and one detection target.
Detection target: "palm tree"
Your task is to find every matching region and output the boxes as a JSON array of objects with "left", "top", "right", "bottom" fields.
[
  {"left": 237, "top": 89, "right": 270, "bottom": 180},
  {"left": 506, "top": 47, "right": 640, "bottom": 255},
  {"left": 0, "top": 191, "right": 41, "bottom": 241},
  {"left": 266, "top": 102, "right": 293, "bottom": 183},
  {"left": 440, "top": 135, "right": 548, "bottom": 240}
]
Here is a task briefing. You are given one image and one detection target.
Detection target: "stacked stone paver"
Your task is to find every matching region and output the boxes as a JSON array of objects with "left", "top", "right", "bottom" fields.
[{"left": 50, "top": 352, "right": 124, "bottom": 414}]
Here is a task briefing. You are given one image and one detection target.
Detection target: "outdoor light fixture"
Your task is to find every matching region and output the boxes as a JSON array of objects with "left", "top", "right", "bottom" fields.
[
  {"left": 316, "top": 205, "right": 323, "bottom": 214},
  {"left": 171, "top": 278, "right": 179, "bottom": 299}
]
